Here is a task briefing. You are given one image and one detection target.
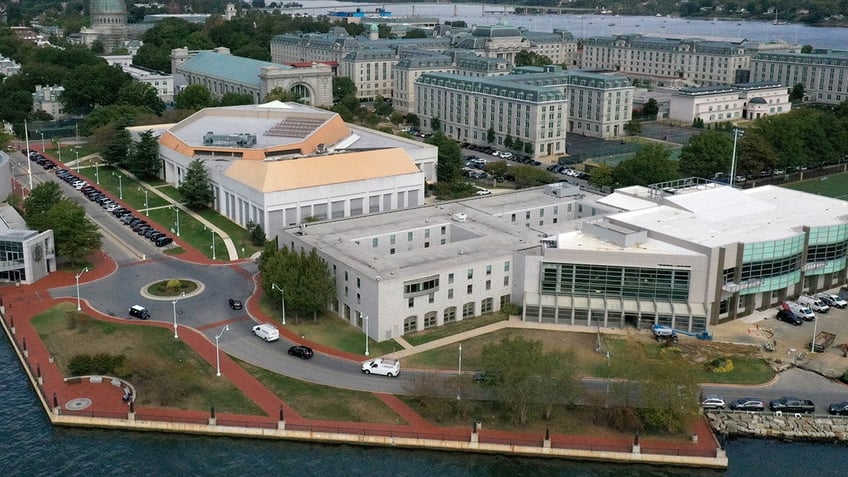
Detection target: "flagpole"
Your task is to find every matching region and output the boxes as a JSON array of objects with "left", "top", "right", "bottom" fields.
[{"left": 24, "top": 120, "right": 32, "bottom": 192}]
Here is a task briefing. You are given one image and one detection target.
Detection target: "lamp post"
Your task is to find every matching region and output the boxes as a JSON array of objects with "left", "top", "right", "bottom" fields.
[
  {"left": 24, "top": 120, "right": 33, "bottom": 192},
  {"left": 215, "top": 325, "right": 229, "bottom": 377},
  {"left": 74, "top": 267, "right": 88, "bottom": 311},
  {"left": 364, "top": 315, "right": 370, "bottom": 356},
  {"left": 271, "top": 283, "right": 286, "bottom": 325},
  {"left": 170, "top": 206, "right": 181, "bottom": 236},
  {"left": 457, "top": 343, "right": 462, "bottom": 400},
  {"left": 74, "top": 149, "right": 80, "bottom": 172},
  {"left": 204, "top": 226, "right": 216, "bottom": 260},
  {"left": 729, "top": 128, "right": 744, "bottom": 187},
  {"left": 112, "top": 172, "right": 123, "bottom": 199},
  {"left": 811, "top": 311, "right": 818, "bottom": 354},
  {"left": 95, "top": 161, "right": 100, "bottom": 185},
  {"left": 138, "top": 188, "right": 149, "bottom": 215},
  {"left": 37, "top": 130, "right": 44, "bottom": 150},
  {"left": 171, "top": 292, "right": 186, "bottom": 339}
]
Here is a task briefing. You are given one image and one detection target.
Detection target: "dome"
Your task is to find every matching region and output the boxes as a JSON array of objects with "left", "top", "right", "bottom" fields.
[
  {"left": 749, "top": 97, "right": 767, "bottom": 104},
  {"left": 370, "top": 24, "right": 378, "bottom": 32},
  {"left": 91, "top": 0, "right": 127, "bottom": 16}
]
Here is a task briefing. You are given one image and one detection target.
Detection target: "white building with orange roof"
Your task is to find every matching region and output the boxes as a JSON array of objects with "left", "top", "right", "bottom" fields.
[{"left": 156, "top": 101, "right": 436, "bottom": 237}]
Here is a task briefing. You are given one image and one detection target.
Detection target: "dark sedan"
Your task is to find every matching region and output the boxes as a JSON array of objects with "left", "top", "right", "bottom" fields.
[
  {"left": 729, "top": 398, "right": 765, "bottom": 412},
  {"left": 828, "top": 402, "right": 848, "bottom": 416},
  {"left": 287, "top": 345, "right": 314, "bottom": 360},
  {"left": 228, "top": 298, "right": 243, "bottom": 310}
]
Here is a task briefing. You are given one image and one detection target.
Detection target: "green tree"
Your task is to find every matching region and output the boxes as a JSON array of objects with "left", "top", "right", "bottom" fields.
[
  {"left": 178, "top": 159, "right": 214, "bottom": 209},
  {"left": 219, "top": 92, "right": 255, "bottom": 106},
  {"left": 404, "top": 28, "right": 427, "bottom": 39},
  {"left": 373, "top": 95, "right": 393, "bottom": 117},
  {"left": 736, "top": 129, "right": 778, "bottom": 176},
  {"left": 130, "top": 129, "right": 161, "bottom": 180},
  {"left": 24, "top": 182, "right": 62, "bottom": 230},
  {"left": 332, "top": 76, "right": 357, "bottom": 101},
  {"left": 117, "top": 82, "right": 166, "bottom": 115},
  {"left": 503, "top": 134, "right": 514, "bottom": 150},
  {"left": 427, "top": 131, "right": 462, "bottom": 182},
  {"left": 643, "top": 98, "right": 659, "bottom": 117},
  {"left": 677, "top": 130, "right": 734, "bottom": 178},
  {"left": 406, "top": 113, "right": 420, "bottom": 128},
  {"left": 612, "top": 144, "right": 678, "bottom": 187},
  {"left": 537, "top": 350, "right": 581, "bottom": 420},
  {"left": 789, "top": 83, "right": 805, "bottom": 102},
  {"left": 623, "top": 119, "right": 642, "bottom": 135},
  {"left": 486, "top": 126, "right": 496, "bottom": 144},
  {"left": 801, "top": 44, "right": 813, "bottom": 53},
  {"left": 174, "top": 84, "right": 214, "bottom": 111},
  {"left": 264, "top": 86, "right": 301, "bottom": 103},
  {"left": 246, "top": 220, "right": 265, "bottom": 245},
  {"left": 511, "top": 165, "right": 558, "bottom": 189},
  {"left": 514, "top": 50, "right": 553, "bottom": 67},
  {"left": 430, "top": 117, "right": 441, "bottom": 131},
  {"left": 61, "top": 63, "right": 133, "bottom": 114},
  {"left": 299, "top": 248, "right": 336, "bottom": 320},
  {"left": 42, "top": 200, "right": 103, "bottom": 265},
  {"left": 588, "top": 163, "right": 614, "bottom": 189},
  {"left": 101, "top": 120, "right": 133, "bottom": 167},
  {"left": 389, "top": 111, "right": 406, "bottom": 125},
  {"left": 639, "top": 356, "right": 701, "bottom": 433}
]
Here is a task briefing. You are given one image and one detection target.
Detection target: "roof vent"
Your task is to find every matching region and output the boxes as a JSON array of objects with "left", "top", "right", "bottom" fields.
[{"left": 452, "top": 213, "right": 467, "bottom": 223}]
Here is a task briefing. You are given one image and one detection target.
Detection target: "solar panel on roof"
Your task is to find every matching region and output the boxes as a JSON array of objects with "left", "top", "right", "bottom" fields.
[{"left": 265, "top": 118, "right": 326, "bottom": 138}]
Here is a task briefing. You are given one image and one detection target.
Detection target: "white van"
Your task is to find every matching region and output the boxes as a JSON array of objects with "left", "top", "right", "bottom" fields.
[
  {"left": 798, "top": 295, "right": 829, "bottom": 313},
  {"left": 252, "top": 323, "right": 280, "bottom": 342},
  {"left": 361, "top": 358, "right": 401, "bottom": 377},
  {"left": 782, "top": 301, "right": 815, "bottom": 321}
]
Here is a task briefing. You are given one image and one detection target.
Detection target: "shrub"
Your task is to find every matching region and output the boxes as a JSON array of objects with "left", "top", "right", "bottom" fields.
[
  {"left": 68, "top": 352, "right": 127, "bottom": 376},
  {"left": 707, "top": 357, "right": 734, "bottom": 373},
  {"left": 166, "top": 279, "right": 182, "bottom": 291}
]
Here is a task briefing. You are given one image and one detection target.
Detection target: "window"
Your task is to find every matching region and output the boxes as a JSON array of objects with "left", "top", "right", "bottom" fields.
[
  {"left": 448, "top": 273, "right": 454, "bottom": 284},
  {"left": 408, "top": 232, "right": 413, "bottom": 241},
  {"left": 356, "top": 278, "right": 361, "bottom": 288},
  {"left": 467, "top": 284, "right": 473, "bottom": 294},
  {"left": 390, "top": 234, "right": 396, "bottom": 245},
  {"left": 424, "top": 312, "right": 437, "bottom": 329},
  {"left": 443, "top": 307, "right": 457, "bottom": 323},
  {"left": 404, "top": 276, "right": 440, "bottom": 296},
  {"left": 504, "top": 276, "right": 509, "bottom": 286},
  {"left": 467, "top": 269, "right": 473, "bottom": 279},
  {"left": 404, "top": 316, "right": 418, "bottom": 333},
  {"left": 486, "top": 265, "right": 492, "bottom": 275},
  {"left": 448, "top": 289, "right": 454, "bottom": 299},
  {"left": 345, "top": 271, "right": 349, "bottom": 281},
  {"left": 408, "top": 297, "right": 414, "bottom": 308},
  {"left": 486, "top": 280, "right": 491, "bottom": 291},
  {"left": 504, "top": 261, "right": 510, "bottom": 272},
  {"left": 372, "top": 238, "right": 378, "bottom": 247},
  {"left": 356, "top": 293, "right": 360, "bottom": 304},
  {"left": 428, "top": 293, "right": 434, "bottom": 303},
  {"left": 462, "top": 302, "right": 475, "bottom": 318},
  {"left": 481, "top": 298, "right": 493, "bottom": 313}
]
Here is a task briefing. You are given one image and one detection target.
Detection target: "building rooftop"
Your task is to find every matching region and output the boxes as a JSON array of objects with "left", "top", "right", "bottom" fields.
[{"left": 177, "top": 51, "right": 291, "bottom": 89}]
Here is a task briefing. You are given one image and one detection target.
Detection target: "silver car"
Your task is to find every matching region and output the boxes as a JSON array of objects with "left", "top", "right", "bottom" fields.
[{"left": 702, "top": 395, "right": 726, "bottom": 410}]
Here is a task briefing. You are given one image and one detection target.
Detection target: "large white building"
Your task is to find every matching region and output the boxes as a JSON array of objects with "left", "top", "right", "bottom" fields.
[
  {"left": 751, "top": 49, "right": 848, "bottom": 105},
  {"left": 279, "top": 179, "right": 848, "bottom": 342},
  {"left": 156, "top": 102, "right": 437, "bottom": 234},
  {"left": 668, "top": 81, "right": 790, "bottom": 125}
]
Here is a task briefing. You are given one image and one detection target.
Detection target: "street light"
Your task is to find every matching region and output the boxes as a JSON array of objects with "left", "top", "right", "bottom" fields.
[
  {"left": 811, "top": 311, "right": 818, "bottom": 354},
  {"left": 204, "top": 226, "right": 216, "bottom": 260},
  {"left": 94, "top": 161, "right": 100, "bottom": 185},
  {"left": 172, "top": 291, "right": 186, "bottom": 339},
  {"left": 364, "top": 315, "right": 370, "bottom": 356},
  {"left": 215, "top": 324, "right": 229, "bottom": 377},
  {"left": 36, "top": 130, "right": 44, "bottom": 150},
  {"left": 75, "top": 267, "right": 88, "bottom": 311},
  {"left": 112, "top": 172, "right": 123, "bottom": 199},
  {"left": 74, "top": 149, "right": 80, "bottom": 172},
  {"left": 170, "top": 206, "right": 181, "bottom": 236},
  {"left": 729, "top": 128, "right": 744, "bottom": 187},
  {"left": 138, "top": 187, "right": 149, "bottom": 216},
  {"left": 457, "top": 343, "right": 462, "bottom": 400},
  {"left": 271, "top": 283, "right": 286, "bottom": 325}
]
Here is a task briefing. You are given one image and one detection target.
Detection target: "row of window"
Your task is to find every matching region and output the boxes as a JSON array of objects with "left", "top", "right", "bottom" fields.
[
  {"left": 402, "top": 296, "right": 508, "bottom": 333},
  {"left": 541, "top": 263, "right": 691, "bottom": 301}
]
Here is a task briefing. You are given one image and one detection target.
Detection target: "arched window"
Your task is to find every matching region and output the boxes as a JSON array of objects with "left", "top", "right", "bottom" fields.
[
  {"left": 424, "top": 311, "right": 437, "bottom": 329},
  {"left": 404, "top": 316, "right": 418, "bottom": 333},
  {"left": 443, "top": 307, "right": 457, "bottom": 323}
]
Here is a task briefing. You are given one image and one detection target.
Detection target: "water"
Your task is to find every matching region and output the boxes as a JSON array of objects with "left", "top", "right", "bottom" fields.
[
  {"left": 1, "top": 334, "right": 846, "bottom": 476},
  {"left": 288, "top": 1, "right": 847, "bottom": 50}
]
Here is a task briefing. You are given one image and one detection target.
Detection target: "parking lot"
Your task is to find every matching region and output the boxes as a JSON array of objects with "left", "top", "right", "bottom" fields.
[{"left": 710, "top": 289, "right": 848, "bottom": 379}]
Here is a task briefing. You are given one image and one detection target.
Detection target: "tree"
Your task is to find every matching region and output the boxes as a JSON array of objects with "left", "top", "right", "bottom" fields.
[
  {"left": 481, "top": 336, "right": 542, "bottom": 424},
  {"left": 623, "top": 120, "right": 642, "bottom": 135},
  {"left": 511, "top": 165, "right": 558, "bottom": 189},
  {"left": 612, "top": 144, "right": 678, "bottom": 187},
  {"left": 264, "top": 86, "right": 301, "bottom": 103},
  {"left": 299, "top": 248, "right": 336, "bottom": 320},
  {"left": 117, "top": 82, "right": 166, "bottom": 115},
  {"left": 219, "top": 92, "right": 255, "bottom": 106},
  {"left": 639, "top": 355, "right": 701, "bottom": 433},
  {"left": 130, "top": 130, "right": 161, "bottom": 180},
  {"left": 41, "top": 200, "right": 103, "bottom": 265},
  {"left": 101, "top": 120, "right": 133, "bottom": 167},
  {"left": 677, "top": 130, "right": 733, "bottom": 178},
  {"left": 427, "top": 131, "right": 462, "bottom": 182},
  {"left": 404, "top": 28, "right": 427, "bottom": 39},
  {"left": 789, "top": 83, "right": 805, "bottom": 102},
  {"left": 643, "top": 98, "right": 659, "bottom": 117},
  {"left": 246, "top": 220, "right": 265, "bottom": 245},
  {"left": 389, "top": 111, "right": 406, "bottom": 125},
  {"left": 486, "top": 126, "right": 496, "bottom": 145},
  {"left": 801, "top": 44, "right": 813, "bottom": 53},
  {"left": 588, "top": 163, "right": 614, "bottom": 189},
  {"left": 178, "top": 159, "right": 214, "bottom": 209},
  {"left": 503, "top": 134, "right": 514, "bottom": 150},
  {"left": 174, "top": 84, "right": 214, "bottom": 111},
  {"left": 61, "top": 63, "right": 133, "bottom": 114},
  {"left": 332, "top": 76, "right": 357, "bottom": 101},
  {"left": 736, "top": 129, "right": 778, "bottom": 176},
  {"left": 430, "top": 117, "right": 441, "bottom": 132},
  {"left": 406, "top": 113, "right": 420, "bottom": 128},
  {"left": 536, "top": 350, "right": 581, "bottom": 420},
  {"left": 373, "top": 95, "right": 393, "bottom": 117},
  {"left": 514, "top": 50, "right": 553, "bottom": 67},
  {"left": 24, "top": 182, "right": 62, "bottom": 230}
]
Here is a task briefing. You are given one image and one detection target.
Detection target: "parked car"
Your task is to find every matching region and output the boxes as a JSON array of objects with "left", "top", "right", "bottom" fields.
[
  {"left": 827, "top": 402, "right": 848, "bottom": 416},
  {"left": 155, "top": 236, "right": 174, "bottom": 247},
  {"left": 472, "top": 371, "right": 500, "bottom": 384},
  {"left": 228, "top": 298, "right": 243, "bottom": 310},
  {"left": 701, "top": 395, "right": 727, "bottom": 410},
  {"left": 816, "top": 293, "right": 848, "bottom": 309},
  {"left": 776, "top": 309, "right": 803, "bottom": 326},
  {"left": 475, "top": 188, "right": 492, "bottom": 196},
  {"left": 729, "top": 398, "right": 765, "bottom": 412},
  {"left": 287, "top": 345, "right": 314, "bottom": 359},
  {"left": 769, "top": 397, "right": 816, "bottom": 414},
  {"left": 798, "top": 295, "right": 830, "bottom": 313}
]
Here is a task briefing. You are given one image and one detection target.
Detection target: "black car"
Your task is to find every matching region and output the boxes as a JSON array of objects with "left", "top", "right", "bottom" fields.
[
  {"left": 828, "top": 402, "right": 848, "bottom": 416},
  {"left": 228, "top": 298, "right": 243, "bottom": 310},
  {"left": 148, "top": 231, "right": 165, "bottom": 242},
  {"left": 776, "top": 309, "right": 803, "bottom": 325},
  {"left": 729, "top": 398, "right": 765, "bottom": 412},
  {"left": 287, "top": 345, "right": 314, "bottom": 360},
  {"left": 154, "top": 236, "right": 173, "bottom": 247}
]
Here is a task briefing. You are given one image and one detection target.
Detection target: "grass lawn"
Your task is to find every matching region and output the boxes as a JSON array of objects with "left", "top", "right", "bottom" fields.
[
  {"left": 235, "top": 358, "right": 407, "bottom": 424},
  {"left": 402, "top": 312, "right": 508, "bottom": 346},
  {"left": 782, "top": 171, "right": 848, "bottom": 200},
  {"left": 259, "top": 296, "right": 400, "bottom": 357},
  {"left": 32, "top": 304, "right": 265, "bottom": 415}
]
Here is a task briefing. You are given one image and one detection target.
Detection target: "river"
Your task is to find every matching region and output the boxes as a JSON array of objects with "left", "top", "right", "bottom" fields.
[
  {"left": 286, "top": 1, "right": 847, "bottom": 50},
  {"left": 1, "top": 331, "right": 846, "bottom": 476}
]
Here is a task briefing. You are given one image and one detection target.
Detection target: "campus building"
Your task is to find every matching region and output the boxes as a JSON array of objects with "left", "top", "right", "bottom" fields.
[
  {"left": 415, "top": 67, "right": 633, "bottom": 157},
  {"left": 103, "top": 55, "right": 174, "bottom": 104},
  {"left": 32, "top": 85, "right": 67, "bottom": 120},
  {"left": 668, "top": 81, "right": 790, "bottom": 125},
  {"left": 171, "top": 47, "right": 334, "bottom": 106},
  {"left": 750, "top": 49, "right": 848, "bottom": 105},
  {"left": 581, "top": 34, "right": 750, "bottom": 87},
  {"left": 278, "top": 179, "right": 848, "bottom": 342},
  {"left": 155, "top": 102, "right": 437, "bottom": 235}
]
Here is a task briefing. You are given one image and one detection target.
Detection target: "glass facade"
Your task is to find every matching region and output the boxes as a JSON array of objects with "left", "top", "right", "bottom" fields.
[
  {"left": 541, "top": 263, "right": 690, "bottom": 302},
  {"left": 806, "top": 224, "right": 848, "bottom": 276},
  {"left": 736, "top": 234, "right": 805, "bottom": 295}
]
